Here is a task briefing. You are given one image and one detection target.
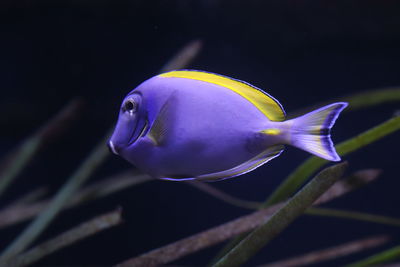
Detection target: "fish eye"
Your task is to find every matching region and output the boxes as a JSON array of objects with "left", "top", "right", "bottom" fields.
[{"left": 123, "top": 99, "right": 137, "bottom": 113}]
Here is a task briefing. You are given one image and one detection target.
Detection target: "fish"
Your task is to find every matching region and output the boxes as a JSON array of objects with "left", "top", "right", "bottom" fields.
[{"left": 108, "top": 70, "right": 348, "bottom": 181}]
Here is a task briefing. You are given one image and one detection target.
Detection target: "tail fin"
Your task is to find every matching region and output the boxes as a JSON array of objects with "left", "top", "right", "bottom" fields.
[{"left": 289, "top": 102, "right": 348, "bottom": 161}]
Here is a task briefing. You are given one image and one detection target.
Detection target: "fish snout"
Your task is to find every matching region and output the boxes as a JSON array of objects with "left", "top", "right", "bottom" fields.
[{"left": 108, "top": 140, "right": 120, "bottom": 155}]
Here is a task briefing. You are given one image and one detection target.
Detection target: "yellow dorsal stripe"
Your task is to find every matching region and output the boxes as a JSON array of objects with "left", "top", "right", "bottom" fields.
[{"left": 159, "top": 70, "right": 285, "bottom": 121}]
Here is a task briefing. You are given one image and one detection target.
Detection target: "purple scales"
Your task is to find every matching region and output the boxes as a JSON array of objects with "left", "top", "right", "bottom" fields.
[{"left": 108, "top": 70, "right": 347, "bottom": 181}]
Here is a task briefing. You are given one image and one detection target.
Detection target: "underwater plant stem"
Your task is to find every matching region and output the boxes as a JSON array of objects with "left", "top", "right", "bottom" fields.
[
  {"left": 10, "top": 187, "right": 48, "bottom": 206},
  {"left": 0, "top": 138, "right": 41, "bottom": 198},
  {"left": 187, "top": 181, "right": 261, "bottom": 210},
  {"left": 195, "top": 169, "right": 382, "bottom": 213},
  {"left": 0, "top": 99, "right": 83, "bottom": 199},
  {"left": 209, "top": 168, "right": 382, "bottom": 265},
  {"left": 345, "top": 245, "right": 400, "bottom": 267},
  {"left": 0, "top": 38, "right": 201, "bottom": 240},
  {"left": 0, "top": 172, "right": 151, "bottom": 229},
  {"left": 213, "top": 162, "right": 347, "bottom": 267},
  {"left": 119, "top": 162, "right": 385, "bottom": 267},
  {"left": 117, "top": 202, "right": 286, "bottom": 267},
  {"left": 262, "top": 235, "right": 389, "bottom": 267},
  {"left": 68, "top": 172, "right": 152, "bottom": 207},
  {"left": 0, "top": 39, "right": 202, "bottom": 264},
  {"left": 264, "top": 115, "right": 400, "bottom": 207},
  {"left": 289, "top": 88, "right": 400, "bottom": 118},
  {"left": 0, "top": 132, "right": 111, "bottom": 264},
  {"left": 306, "top": 207, "right": 400, "bottom": 227},
  {"left": 159, "top": 39, "right": 203, "bottom": 73},
  {"left": 9, "top": 209, "right": 122, "bottom": 267},
  {"left": 341, "top": 87, "right": 400, "bottom": 111}
]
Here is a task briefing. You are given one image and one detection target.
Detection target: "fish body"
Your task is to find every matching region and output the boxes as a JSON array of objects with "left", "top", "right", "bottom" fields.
[{"left": 109, "top": 70, "right": 347, "bottom": 181}]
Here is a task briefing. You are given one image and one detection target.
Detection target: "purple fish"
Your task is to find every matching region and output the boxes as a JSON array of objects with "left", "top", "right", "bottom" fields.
[{"left": 108, "top": 70, "right": 347, "bottom": 181}]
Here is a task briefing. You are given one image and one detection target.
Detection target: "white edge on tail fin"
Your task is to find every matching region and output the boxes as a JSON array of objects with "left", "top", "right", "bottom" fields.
[{"left": 289, "top": 102, "right": 348, "bottom": 161}]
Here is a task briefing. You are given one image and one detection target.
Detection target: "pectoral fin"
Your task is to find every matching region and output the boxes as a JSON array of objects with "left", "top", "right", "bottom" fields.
[{"left": 147, "top": 93, "right": 177, "bottom": 146}]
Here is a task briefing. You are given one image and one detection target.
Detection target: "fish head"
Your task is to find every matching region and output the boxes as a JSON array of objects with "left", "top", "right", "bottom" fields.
[{"left": 108, "top": 92, "right": 148, "bottom": 156}]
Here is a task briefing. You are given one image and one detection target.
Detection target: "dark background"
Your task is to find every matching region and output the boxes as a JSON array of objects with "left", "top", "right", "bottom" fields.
[{"left": 1, "top": 0, "right": 400, "bottom": 266}]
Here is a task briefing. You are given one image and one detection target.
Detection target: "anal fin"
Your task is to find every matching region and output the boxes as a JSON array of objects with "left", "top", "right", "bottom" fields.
[{"left": 196, "top": 145, "right": 285, "bottom": 182}]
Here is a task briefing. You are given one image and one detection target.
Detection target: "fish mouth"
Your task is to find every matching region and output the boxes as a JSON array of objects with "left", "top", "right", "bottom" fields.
[{"left": 127, "top": 119, "right": 148, "bottom": 146}]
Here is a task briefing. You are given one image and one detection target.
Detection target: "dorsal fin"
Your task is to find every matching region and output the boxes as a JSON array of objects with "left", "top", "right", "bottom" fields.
[{"left": 159, "top": 70, "right": 286, "bottom": 121}]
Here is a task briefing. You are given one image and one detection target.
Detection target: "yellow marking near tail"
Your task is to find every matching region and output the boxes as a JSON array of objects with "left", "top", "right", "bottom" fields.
[
  {"left": 261, "top": 128, "right": 281, "bottom": 135},
  {"left": 159, "top": 70, "right": 285, "bottom": 121}
]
